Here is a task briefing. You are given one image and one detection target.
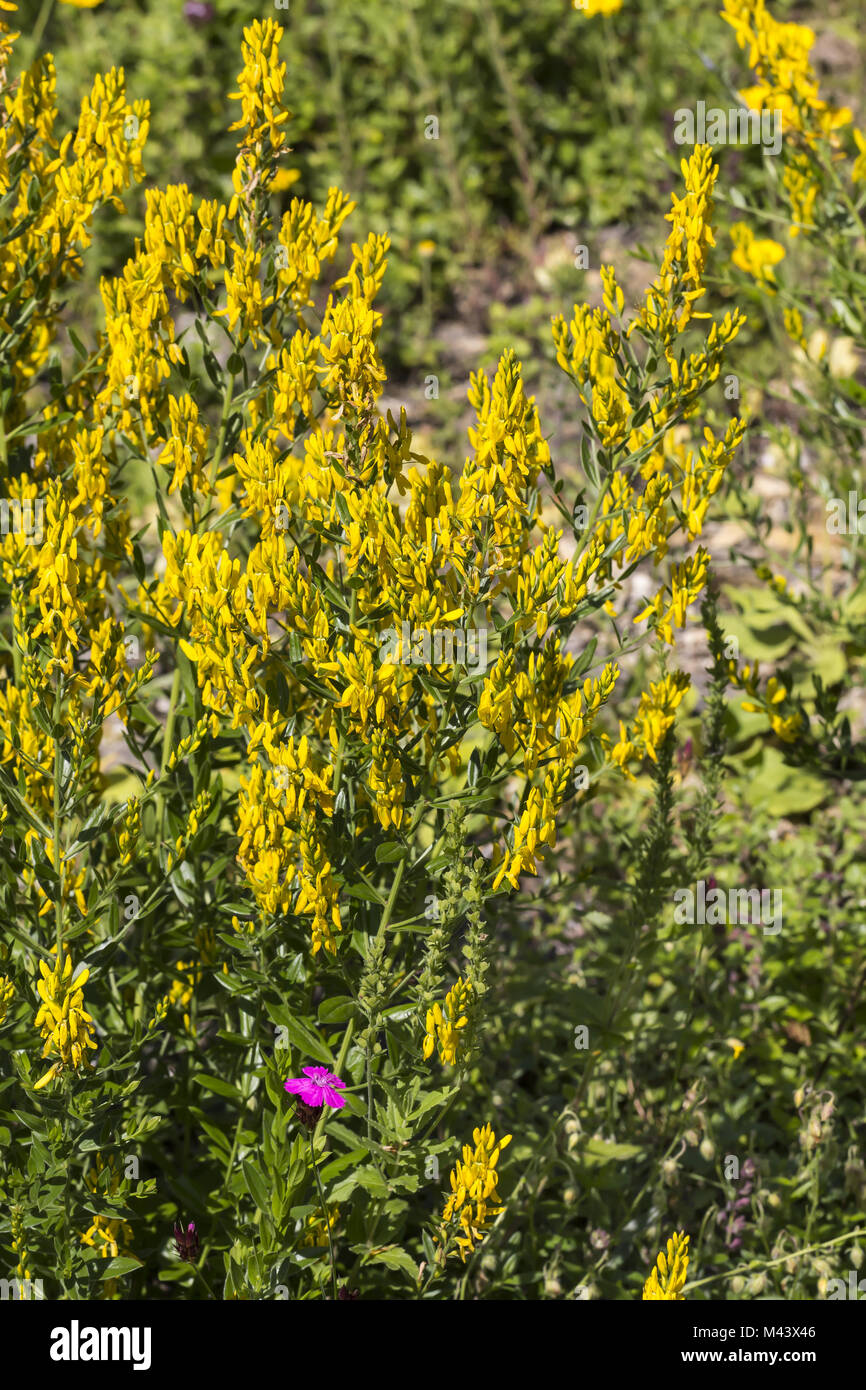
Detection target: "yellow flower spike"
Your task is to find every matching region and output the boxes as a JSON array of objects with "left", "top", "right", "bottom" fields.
[
  {"left": 32, "top": 950, "right": 97, "bottom": 1086},
  {"left": 422, "top": 978, "right": 473, "bottom": 1066},
  {"left": 643, "top": 1230, "right": 690, "bottom": 1299},
  {"left": 0, "top": 974, "right": 14, "bottom": 1024},
  {"left": 439, "top": 1123, "right": 512, "bottom": 1261}
]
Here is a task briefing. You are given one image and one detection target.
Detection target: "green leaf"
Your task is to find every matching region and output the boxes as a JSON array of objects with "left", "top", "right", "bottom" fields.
[
  {"left": 353, "top": 1165, "right": 389, "bottom": 1197},
  {"left": 101, "top": 1257, "right": 143, "bottom": 1278},
  {"left": 264, "top": 1003, "right": 333, "bottom": 1065},
  {"left": 319, "top": 995, "right": 355, "bottom": 1025},
  {"left": 242, "top": 1159, "right": 271, "bottom": 1213},
  {"left": 192, "top": 1073, "right": 245, "bottom": 1103},
  {"left": 375, "top": 841, "right": 404, "bottom": 864},
  {"left": 579, "top": 1138, "right": 642, "bottom": 1166},
  {"left": 362, "top": 1245, "right": 418, "bottom": 1278}
]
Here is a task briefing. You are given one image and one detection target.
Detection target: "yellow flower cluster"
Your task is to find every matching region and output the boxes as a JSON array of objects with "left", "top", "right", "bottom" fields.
[
  {"left": 441, "top": 1124, "right": 512, "bottom": 1261},
  {"left": 301, "top": 1205, "right": 341, "bottom": 1247},
  {"left": 0, "top": 48, "right": 147, "bottom": 404},
  {"left": 33, "top": 951, "right": 98, "bottom": 1088},
  {"left": 722, "top": 0, "right": 851, "bottom": 145},
  {"left": 610, "top": 671, "right": 691, "bottom": 776},
  {"left": 423, "top": 976, "right": 472, "bottom": 1066},
  {"left": 733, "top": 662, "right": 803, "bottom": 742},
  {"left": 642, "top": 1230, "right": 690, "bottom": 1299},
  {"left": 633, "top": 549, "right": 712, "bottom": 647},
  {"left": 636, "top": 145, "right": 718, "bottom": 339},
  {"left": 0, "top": 14, "right": 744, "bottom": 978},
  {"left": 228, "top": 15, "right": 289, "bottom": 220},
  {"left": 117, "top": 798, "right": 141, "bottom": 867},
  {"left": 0, "top": 973, "right": 14, "bottom": 1023},
  {"left": 9, "top": 1205, "right": 32, "bottom": 1300},
  {"left": 730, "top": 222, "right": 785, "bottom": 288},
  {"left": 722, "top": 0, "right": 866, "bottom": 225}
]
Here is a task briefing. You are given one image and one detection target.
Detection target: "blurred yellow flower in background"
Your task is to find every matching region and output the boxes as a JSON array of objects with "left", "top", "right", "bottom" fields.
[{"left": 730, "top": 222, "right": 785, "bottom": 288}]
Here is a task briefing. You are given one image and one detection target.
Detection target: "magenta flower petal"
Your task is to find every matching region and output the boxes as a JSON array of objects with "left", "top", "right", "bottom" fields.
[
  {"left": 284, "top": 1067, "right": 347, "bottom": 1112},
  {"left": 320, "top": 1086, "right": 346, "bottom": 1109}
]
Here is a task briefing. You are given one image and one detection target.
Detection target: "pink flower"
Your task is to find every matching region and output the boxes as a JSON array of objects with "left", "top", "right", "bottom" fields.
[{"left": 284, "top": 1066, "right": 347, "bottom": 1110}]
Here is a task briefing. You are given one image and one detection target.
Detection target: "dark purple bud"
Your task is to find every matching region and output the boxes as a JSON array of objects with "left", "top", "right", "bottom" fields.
[
  {"left": 173, "top": 1219, "right": 200, "bottom": 1262},
  {"left": 293, "top": 1097, "right": 324, "bottom": 1132}
]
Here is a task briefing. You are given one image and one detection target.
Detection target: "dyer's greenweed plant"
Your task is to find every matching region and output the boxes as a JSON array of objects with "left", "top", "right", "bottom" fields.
[
  {"left": 0, "top": 10, "right": 747, "bottom": 1298},
  {"left": 715, "top": 0, "right": 866, "bottom": 777}
]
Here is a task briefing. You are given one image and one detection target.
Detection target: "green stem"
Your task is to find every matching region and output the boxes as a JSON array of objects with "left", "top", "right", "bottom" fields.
[
  {"left": 208, "top": 371, "right": 237, "bottom": 494},
  {"left": 365, "top": 856, "right": 408, "bottom": 1146},
  {"left": 31, "top": 0, "right": 56, "bottom": 53},
  {"left": 314, "top": 1018, "right": 355, "bottom": 1145},
  {"left": 684, "top": 1227, "right": 866, "bottom": 1294},
  {"left": 309, "top": 1130, "right": 338, "bottom": 1301},
  {"left": 156, "top": 663, "right": 183, "bottom": 843},
  {"left": 191, "top": 1258, "right": 216, "bottom": 1301}
]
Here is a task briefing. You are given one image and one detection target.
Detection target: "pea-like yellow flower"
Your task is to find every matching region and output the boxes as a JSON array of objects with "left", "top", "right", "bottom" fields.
[
  {"left": 730, "top": 221, "right": 785, "bottom": 288},
  {"left": 440, "top": 1124, "right": 512, "bottom": 1261},
  {"left": 0, "top": 974, "right": 14, "bottom": 1024},
  {"left": 33, "top": 950, "right": 98, "bottom": 1088},
  {"left": 643, "top": 1230, "right": 690, "bottom": 1299},
  {"left": 423, "top": 977, "right": 472, "bottom": 1066}
]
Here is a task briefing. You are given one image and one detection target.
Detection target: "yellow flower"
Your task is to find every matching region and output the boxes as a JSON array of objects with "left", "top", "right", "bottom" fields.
[
  {"left": 635, "top": 145, "right": 718, "bottom": 339},
  {"left": 730, "top": 221, "right": 785, "bottom": 287},
  {"left": 573, "top": 0, "right": 623, "bottom": 13},
  {"left": 643, "top": 1230, "right": 690, "bottom": 1299},
  {"left": 301, "top": 1205, "right": 340, "bottom": 1247},
  {"left": 611, "top": 671, "right": 691, "bottom": 774},
  {"left": 440, "top": 1124, "right": 512, "bottom": 1261},
  {"left": 59, "top": 0, "right": 104, "bottom": 7},
  {"left": 33, "top": 950, "right": 98, "bottom": 1088},
  {"left": 0, "top": 974, "right": 14, "bottom": 1024},
  {"left": 272, "top": 167, "right": 301, "bottom": 192},
  {"left": 423, "top": 977, "right": 472, "bottom": 1066},
  {"left": 783, "top": 306, "right": 807, "bottom": 350}
]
